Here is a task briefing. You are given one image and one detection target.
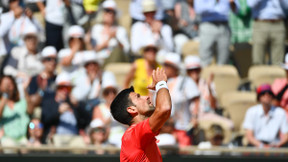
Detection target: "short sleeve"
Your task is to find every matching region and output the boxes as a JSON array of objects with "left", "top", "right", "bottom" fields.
[
  {"left": 279, "top": 110, "right": 288, "bottom": 134},
  {"left": 134, "top": 118, "right": 157, "bottom": 149},
  {"left": 243, "top": 107, "right": 254, "bottom": 130}
]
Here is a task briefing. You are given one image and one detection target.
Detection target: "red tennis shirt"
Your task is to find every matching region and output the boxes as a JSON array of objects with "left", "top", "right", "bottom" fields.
[{"left": 120, "top": 118, "right": 162, "bottom": 162}]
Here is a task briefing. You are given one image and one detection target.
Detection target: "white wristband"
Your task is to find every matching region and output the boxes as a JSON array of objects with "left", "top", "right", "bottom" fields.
[{"left": 155, "top": 80, "right": 168, "bottom": 93}]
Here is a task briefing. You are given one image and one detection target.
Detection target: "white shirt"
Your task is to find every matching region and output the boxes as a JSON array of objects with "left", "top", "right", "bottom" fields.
[
  {"left": 58, "top": 49, "right": 92, "bottom": 73},
  {"left": 4, "top": 46, "right": 43, "bottom": 77},
  {"left": 243, "top": 104, "right": 288, "bottom": 143},
  {"left": 0, "top": 11, "right": 15, "bottom": 56},
  {"left": 129, "top": 0, "right": 164, "bottom": 21},
  {"left": 91, "top": 24, "right": 130, "bottom": 60},
  {"left": 168, "top": 75, "right": 200, "bottom": 130},
  {"left": 35, "top": 0, "right": 65, "bottom": 25},
  {"left": 72, "top": 70, "right": 116, "bottom": 101},
  {"left": 131, "top": 21, "right": 174, "bottom": 54}
]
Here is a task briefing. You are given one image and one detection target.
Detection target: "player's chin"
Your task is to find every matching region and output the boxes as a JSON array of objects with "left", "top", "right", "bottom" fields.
[{"left": 145, "top": 106, "right": 155, "bottom": 117}]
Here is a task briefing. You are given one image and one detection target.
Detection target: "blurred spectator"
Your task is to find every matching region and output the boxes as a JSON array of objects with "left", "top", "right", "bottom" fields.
[
  {"left": 92, "top": 73, "right": 126, "bottom": 148},
  {"left": 248, "top": 0, "right": 288, "bottom": 65},
  {"left": 174, "top": 0, "right": 200, "bottom": 54},
  {"left": 184, "top": 56, "right": 234, "bottom": 131},
  {"left": 124, "top": 39, "right": 161, "bottom": 96},
  {"left": 89, "top": 119, "right": 112, "bottom": 154},
  {"left": 194, "top": 0, "right": 237, "bottom": 67},
  {"left": 58, "top": 25, "right": 88, "bottom": 74},
  {"left": 36, "top": 0, "right": 65, "bottom": 51},
  {"left": 130, "top": 0, "right": 174, "bottom": 59},
  {"left": 129, "top": 0, "right": 164, "bottom": 25},
  {"left": 229, "top": 0, "right": 252, "bottom": 44},
  {"left": 174, "top": 0, "right": 199, "bottom": 39},
  {"left": 8, "top": 0, "right": 43, "bottom": 47},
  {"left": 4, "top": 25, "right": 43, "bottom": 98},
  {"left": 88, "top": 0, "right": 130, "bottom": 65},
  {"left": 156, "top": 118, "right": 177, "bottom": 147},
  {"left": 272, "top": 53, "right": 288, "bottom": 117},
  {"left": 206, "top": 124, "right": 224, "bottom": 146},
  {"left": 0, "top": 75, "right": 32, "bottom": 147},
  {"left": 26, "top": 118, "right": 44, "bottom": 146},
  {"left": 163, "top": 53, "right": 199, "bottom": 146},
  {"left": 243, "top": 84, "right": 288, "bottom": 148},
  {"left": 27, "top": 46, "right": 57, "bottom": 111}
]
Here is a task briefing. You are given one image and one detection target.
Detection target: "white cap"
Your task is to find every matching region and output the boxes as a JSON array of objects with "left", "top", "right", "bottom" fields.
[
  {"left": 140, "top": 38, "right": 158, "bottom": 54},
  {"left": 184, "top": 56, "right": 201, "bottom": 70},
  {"left": 164, "top": 52, "right": 181, "bottom": 69},
  {"left": 90, "top": 119, "right": 104, "bottom": 129},
  {"left": 102, "top": 72, "right": 117, "bottom": 89},
  {"left": 282, "top": 53, "right": 288, "bottom": 70},
  {"left": 23, "top": 25, "right": 38, "bottom": 38},
  {"left": 41, "top": 46, "right": 57, "bottom": 58},
  {"left": 103, "top": 0, "right": 117, "bottom": 10},
  {"left": 83, "top": 51, "right": 99, "bottom": 64},
  {"left": 56, "top": 72, "right": 72, "bottom": 86},
  {"left": 142, "top": 0, "right": 156, "bottom": 13},
  {"left": 68, "top": 25, "right": 85, "bottom": 38}
]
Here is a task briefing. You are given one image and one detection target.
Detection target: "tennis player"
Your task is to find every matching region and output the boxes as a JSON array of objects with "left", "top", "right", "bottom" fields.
[{"left": 110, "top": 68, "right": 172, "bottom": 161}]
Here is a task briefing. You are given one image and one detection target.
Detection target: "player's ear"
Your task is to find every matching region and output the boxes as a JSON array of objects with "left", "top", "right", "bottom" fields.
[{"left": 127, "top": 106, "right": 137, "bottom": 116}]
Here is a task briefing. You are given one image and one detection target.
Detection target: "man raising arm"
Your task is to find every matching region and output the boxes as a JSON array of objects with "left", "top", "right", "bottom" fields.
[{"left": 110, "top": 68, "right": 172, "bottom": 162}]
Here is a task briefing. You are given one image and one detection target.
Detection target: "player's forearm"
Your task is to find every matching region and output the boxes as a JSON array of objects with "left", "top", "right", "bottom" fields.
[{"left": 156, "top": 88, "right": 172, "bottom": 119}]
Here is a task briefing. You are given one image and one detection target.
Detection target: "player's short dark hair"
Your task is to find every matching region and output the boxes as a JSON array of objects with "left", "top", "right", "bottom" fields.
[{"left": 110, "top": 86, "right": 135, "bottom": 125}]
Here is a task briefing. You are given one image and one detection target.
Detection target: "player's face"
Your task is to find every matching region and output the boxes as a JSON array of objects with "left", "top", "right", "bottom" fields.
[{"left": 129, "top": 92, "right": 155, "bottom": 116}]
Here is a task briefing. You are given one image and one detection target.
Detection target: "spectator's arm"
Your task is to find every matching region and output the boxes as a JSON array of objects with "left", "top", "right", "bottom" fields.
[
  {"left": 246, "top": 129, "right": 263, "bottom": 147},
  {"left": 36, "top": 1, "right": 45, "bottom": 17},
  {"left": 123, "top": 62, "right": 136, "bottom": 89},
  {"left": 275, "top": 112, "right": 288, "bottom": 147},
  {"left": 160, "top": 25, "right": 174, "bottom": 52},
  {"left": 116, "top": 27, "right": 130, "bottom": 54},
  {"left": 174, "top": 3, "right": 181, "bottom": 20},
  {"left": 130, "top": 23, "right": 143, "bottom": 54}
]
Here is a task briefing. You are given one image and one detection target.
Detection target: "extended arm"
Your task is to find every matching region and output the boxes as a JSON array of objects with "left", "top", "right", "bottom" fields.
[{"left": 148, "top": 68, "right": 172, "bottom": 133}]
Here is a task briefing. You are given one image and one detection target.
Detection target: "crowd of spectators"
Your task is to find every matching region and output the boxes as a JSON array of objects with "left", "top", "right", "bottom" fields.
[{"left": 0, "top": 0, "right": 288, "bottom": 154}]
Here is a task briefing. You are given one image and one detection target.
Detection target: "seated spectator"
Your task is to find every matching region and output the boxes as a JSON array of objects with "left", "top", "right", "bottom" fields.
[
  {"left": 89, "top": 119, "right": 112, "bottom": 154},
  {"left": 0, "top": 75, "right": 32, "bottom": 147},
  {"left": 4, "top": 25, "right": 43, "bottom": 99},
  {"left": 129, "top": 0, "right": 164, "bottom": 24},
  {"left": 8, "top": 0, "right": 43, "bottom": 47},
  {"left": 0, "top": 0, "right": 23, "bottom": 68},
  {"left": 163, "top": 53, "right": 199, "bottom": 147},
  {"left": 243, "top": 84, "right": 288, "bottom": 148},
  {"left": 131, "top": 0, "right": 174, "bottom": 59},
  {"left": 88, "top": 0, "right": 130, "bottom": 65},
  {"left": 26, "top": 118, "right": 44, "bottom": 147},
  {"left": 206, "top": 124, "right": 225, "bottom": 146},
  {"left": 184, "top": 56, "right": 234, "bottom": 131},
  {"left": 27, "top": 46, "right": 57, "bottom": 111},
  {"left": 124, "top": 39, "right": 161, "bottom": 96},
  {"left": 272, "top": 53, "right": 288, "bottom": 117},
  {"left": 92, "top": 73, "right": 126, "bottom": 148}
]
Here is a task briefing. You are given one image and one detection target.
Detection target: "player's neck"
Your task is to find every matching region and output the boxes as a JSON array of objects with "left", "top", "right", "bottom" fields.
[{"left": 131, "top": 115, "right": 148, "bottom": 126}]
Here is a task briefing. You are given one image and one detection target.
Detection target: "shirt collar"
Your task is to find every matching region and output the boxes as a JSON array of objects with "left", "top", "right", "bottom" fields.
[{"left": 259, "top": 105, "right": 276, "bottom": 118}]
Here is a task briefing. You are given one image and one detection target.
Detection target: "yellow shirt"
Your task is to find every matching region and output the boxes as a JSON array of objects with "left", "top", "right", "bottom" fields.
[{"left": 133, "top": 59, "right": 161, "bottom": 96}]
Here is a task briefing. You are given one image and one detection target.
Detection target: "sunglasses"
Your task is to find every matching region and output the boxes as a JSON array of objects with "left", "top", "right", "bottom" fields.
[
  {"left": 43, "top": 57, "right": 57, "bottom": 62},
  {"left": 57, "top": 86, "right": 73, "bottom": 92},
  {"left": 29, "top": 122, "right": 43, "bottom": 130},
  {"left": 104, "top": 8, "right": 116, "bottom": 14},
  {"left": 103, "top": 88, "right": 117, "bottom": 96}
]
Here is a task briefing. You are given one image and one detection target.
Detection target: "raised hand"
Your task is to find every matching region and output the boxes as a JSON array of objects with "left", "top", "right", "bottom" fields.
[{"left": 147, "top": 68, "right": 167, "bottom": 90}]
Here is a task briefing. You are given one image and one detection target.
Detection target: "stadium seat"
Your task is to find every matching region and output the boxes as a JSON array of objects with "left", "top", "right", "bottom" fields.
[
  {"left": 221, "top": 91, "right": 257, "bottom": 131},
  {"left": 53, "top": 135, "right": 86, "bottom": 147},
  {"left": 201, "top": 65, "right": 241, "bottom": 106},
  {"left": 248, "top": 65, "right": 286, "bottom": 90},
  {"left": 104, "top": 63, "right": 132, "bottom": 89},
  {"left": 181, "top": 40, "right": 199, "bottom": 58}
]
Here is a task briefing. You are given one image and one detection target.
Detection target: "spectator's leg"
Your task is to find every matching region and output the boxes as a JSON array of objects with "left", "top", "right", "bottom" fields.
[
  {"left": 270, "top": 21, "right": 286, "bottom": 66},
  {"left": 216, "top": 24, "right": 231, "bottom": 65},
  {"left": 199, "top": 22, "right": 217, "bottom": 67},
  {"left": 45, "top": 21, "right": 64, "bottom": 51},
  {"left": 252, "top": 21, "right": 269, "bottom": 65}
]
